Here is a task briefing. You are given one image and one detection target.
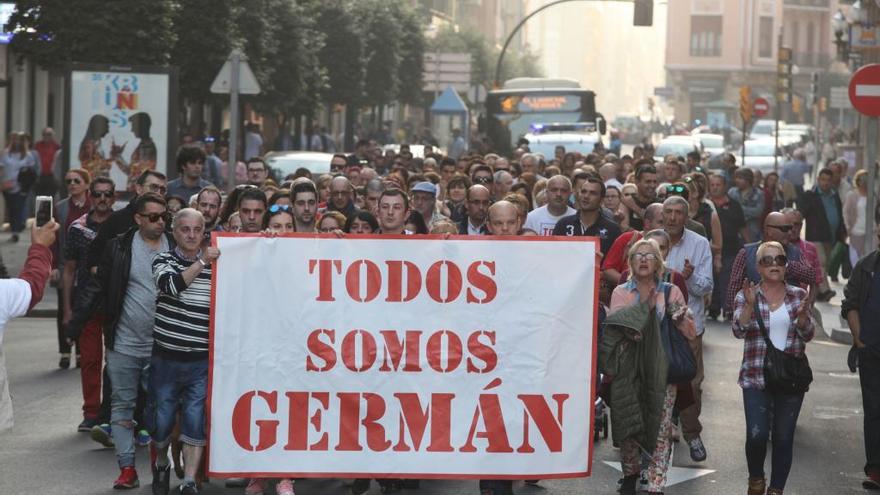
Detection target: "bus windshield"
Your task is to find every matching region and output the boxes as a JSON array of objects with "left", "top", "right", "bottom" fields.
[{"left": 485, "top": 88, "right": 596, "bottom": 155}]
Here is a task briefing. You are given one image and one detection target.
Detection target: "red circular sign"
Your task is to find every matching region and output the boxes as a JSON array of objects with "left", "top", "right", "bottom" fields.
[
  {"left": 849, "top": 64, "right": 880, "bottom": 116},
  {"left": 753, "top": 98, "right": 770, "bottom": 118}
]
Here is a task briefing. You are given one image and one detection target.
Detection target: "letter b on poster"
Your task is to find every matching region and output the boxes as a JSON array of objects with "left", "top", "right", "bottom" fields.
[{"left": 208, "top": 234, "right": 598, "bottom": 479}]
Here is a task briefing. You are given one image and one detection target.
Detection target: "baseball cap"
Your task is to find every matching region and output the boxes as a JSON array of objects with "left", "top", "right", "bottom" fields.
[{"left": 411, "top": 182, "right": 437, "bottom": 196}]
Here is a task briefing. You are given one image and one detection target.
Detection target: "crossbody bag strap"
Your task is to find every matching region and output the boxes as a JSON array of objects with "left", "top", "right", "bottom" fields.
[{"left": 753, "top": 298, "right": 775, "bottom": 348}]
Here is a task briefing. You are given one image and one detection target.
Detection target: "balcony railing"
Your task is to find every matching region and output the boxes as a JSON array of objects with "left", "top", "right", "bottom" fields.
[{"left": 783, "top": 0, "right": 831, "bottom": 9}]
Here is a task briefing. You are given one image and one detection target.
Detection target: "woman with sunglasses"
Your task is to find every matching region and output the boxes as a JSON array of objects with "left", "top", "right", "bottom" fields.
[
  {"left": 733, "top": 241, "right": 814, "bottom": 495},
  {"left": 262, "top": 204, "right": 294, "bottom": 234},
  {"left": 605, "top": 238, "right": 695, "bottom": 495}
]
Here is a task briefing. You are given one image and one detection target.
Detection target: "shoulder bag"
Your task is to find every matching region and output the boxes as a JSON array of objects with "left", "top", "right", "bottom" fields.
[
  {"left": 660, "top": 282, "right": 697, "bottom": 384},
  {"left": 754, "top": 299, "right": 813, "bottom": 394}
]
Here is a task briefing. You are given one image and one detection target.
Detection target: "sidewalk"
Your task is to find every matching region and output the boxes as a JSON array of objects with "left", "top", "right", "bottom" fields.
[{"left": 816, "top": 279, "right": 853, "bottom": 345}]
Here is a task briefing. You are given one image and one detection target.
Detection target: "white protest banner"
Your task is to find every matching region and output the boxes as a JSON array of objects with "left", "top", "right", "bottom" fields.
[{"left": 208, "top": 234, "right": 597, "bottom": 479}]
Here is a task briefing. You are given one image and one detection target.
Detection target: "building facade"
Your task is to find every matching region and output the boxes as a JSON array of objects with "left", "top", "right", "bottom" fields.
[{"left": 665, "top": 0, "right": 837, "bottom": 127}]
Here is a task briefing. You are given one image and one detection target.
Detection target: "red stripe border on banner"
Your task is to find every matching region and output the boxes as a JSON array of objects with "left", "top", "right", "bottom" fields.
[{"left": 205, "top": 232, "right": 600, "bottom": 479}]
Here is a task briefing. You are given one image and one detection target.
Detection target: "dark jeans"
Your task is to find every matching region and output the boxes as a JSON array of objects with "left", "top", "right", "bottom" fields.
[
  {"left": 710, "top": 251, "right": 738, "bottom": 317},
  {"left": 56, "top": 287, "right": 71, "bottom": 354},
  {"left": 3, "top": 191, "right": 27, "bottom": 233},
  {"left": 860, "top": 348, "right": 880, "bottom": 476},
  {"left": 743, "top": 388, "right": 804, "bottom": 490}
]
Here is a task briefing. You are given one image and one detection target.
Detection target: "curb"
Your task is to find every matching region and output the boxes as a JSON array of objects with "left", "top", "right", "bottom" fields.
[{"left": 26, "top": 308, "right": 57, "bottom": 318}]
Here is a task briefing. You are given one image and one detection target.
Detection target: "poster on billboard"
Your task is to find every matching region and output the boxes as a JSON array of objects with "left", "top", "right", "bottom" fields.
[{"left": 65, "top": 64, "right": 177, "bottom": 193}]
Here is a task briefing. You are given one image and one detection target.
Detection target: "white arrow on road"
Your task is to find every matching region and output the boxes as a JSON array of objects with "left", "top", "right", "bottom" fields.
[
  {"left": 856, "top": 84, "right": 880, "bottom": 97},
  {"left": 602, "top": 461, "right": 716, "bottom": 488}
]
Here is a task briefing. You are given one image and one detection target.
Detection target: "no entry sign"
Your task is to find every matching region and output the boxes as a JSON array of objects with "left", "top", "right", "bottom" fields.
[
  {"left": 849, "top": 64, "right": 880, "bottom": 116},
  {"left": 753, "top": 98, "right": 770, "bottom": 118}
]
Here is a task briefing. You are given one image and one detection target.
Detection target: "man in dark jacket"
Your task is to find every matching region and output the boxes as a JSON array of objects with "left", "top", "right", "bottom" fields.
[
  {"left": 86, "top": 170, "right": 167, "bottom": 271},
  {"left": 458, "top": 185, "right": 490, "bottom": 235},
  {"left": 842, "top": 227, "right": 880, "bottom": 490},
  {"left": 68, "top": 193, "right": 175, "bottom": 490},
  {"left": 799, "top": 167, "right": 846, "bottom": 293}
]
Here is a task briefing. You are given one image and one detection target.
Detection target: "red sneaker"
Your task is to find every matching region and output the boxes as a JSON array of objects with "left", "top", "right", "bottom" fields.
[{"left": 113, "top": 467, "right": 139, "bottom": 489}]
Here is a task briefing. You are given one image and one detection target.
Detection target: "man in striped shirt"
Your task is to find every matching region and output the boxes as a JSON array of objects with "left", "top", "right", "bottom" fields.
[{"left": 148, "top": 208, "right": 220, "bottom": 495}]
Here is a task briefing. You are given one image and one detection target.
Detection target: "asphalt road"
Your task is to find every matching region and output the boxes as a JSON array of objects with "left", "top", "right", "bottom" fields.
[{"left": 0, "top": 315, "right": 870, "bottom": 495}]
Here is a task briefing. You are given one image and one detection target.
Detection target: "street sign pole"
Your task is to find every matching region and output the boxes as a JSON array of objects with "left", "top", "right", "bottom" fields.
[
  {"left": 867, "top": 116, "right": 877, "bottom": 256},
  {"left": 228, "top": 51, "right": 240, "bottom": 194},
  {"left": 774, "top": 104, "right": 780, "bottom": 173}
]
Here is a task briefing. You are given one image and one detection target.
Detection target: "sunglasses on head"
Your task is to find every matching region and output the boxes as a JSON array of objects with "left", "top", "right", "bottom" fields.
[
  {"left": 759, "top": 254, "right": 788, "bottom": 267},
  {"left": 235, "top": 184, "right": 258, "bottom": 191},
  {"left": 90, "top": 190, "right": 113, "bottom": 198},
  {"left": 768, "top": 224, "right": 794, "bottom": 233},
  {"left": 138, "top": 211, "right": 170, "bottom": 223},
  {"left": 268, "top": 204, "right": 291, "bottom": 214},
  {"left": 665, "top": 184, "right": 689, "bottom": 199}
]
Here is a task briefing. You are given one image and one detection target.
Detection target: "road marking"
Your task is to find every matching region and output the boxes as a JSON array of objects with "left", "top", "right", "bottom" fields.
[
  {"left": 856, "top": 84, "right": 880, "bottom": 97},
  {"left": 603, "top": 461, "right": 715, "bottom": 487},
  {"left": 812, "top": 405, "right": 861, "bottom": 420},
  {"left": 812, "top": 340, "right": 846, "bottom": 347},
  {"left": 828, "top": 372, "right": 859, "bottom": 379}
]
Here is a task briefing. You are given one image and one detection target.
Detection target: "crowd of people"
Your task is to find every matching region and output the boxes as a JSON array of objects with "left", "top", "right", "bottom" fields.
[{"left": 4, "top": 129, "right": 879, "bottom": 495}]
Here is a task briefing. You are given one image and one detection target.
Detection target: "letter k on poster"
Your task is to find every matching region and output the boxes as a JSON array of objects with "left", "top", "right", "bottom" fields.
[{"left": 208, "top": 233, "right": 598, "bottom": 479}]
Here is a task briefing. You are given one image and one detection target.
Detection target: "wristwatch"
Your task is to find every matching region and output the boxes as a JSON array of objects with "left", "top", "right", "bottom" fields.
[{"left": 198, "top": 258, "right": 207, "bottom": 267}]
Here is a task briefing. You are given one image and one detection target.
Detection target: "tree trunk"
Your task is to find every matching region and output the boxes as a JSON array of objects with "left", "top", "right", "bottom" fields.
[{"left": 344, "top": 103, "right": 356, "bottom": 153}]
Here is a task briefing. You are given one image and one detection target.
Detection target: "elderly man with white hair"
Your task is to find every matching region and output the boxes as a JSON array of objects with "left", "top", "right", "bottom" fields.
[{"left": 148, "top": 208, "right": 221, "bottom": 495}]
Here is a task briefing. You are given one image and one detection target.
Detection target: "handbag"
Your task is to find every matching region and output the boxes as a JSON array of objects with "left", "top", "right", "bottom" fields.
[
  {"left": 754, "top": 299, "right": 813, "bottom": 394},
  {"left": 659, "top": 283, "right": 697, "bottom": 384}
]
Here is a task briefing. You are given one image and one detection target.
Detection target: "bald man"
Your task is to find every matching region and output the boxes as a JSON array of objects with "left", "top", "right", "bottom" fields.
[
  {"left": 523, "top": 175, "right": 575, "bottom": 235},
  {"left": 487, "top": 200, "right": 520, "bottom": 236},
  {"left": 724, "top": 211, "right": 816, "bottom": 320}
]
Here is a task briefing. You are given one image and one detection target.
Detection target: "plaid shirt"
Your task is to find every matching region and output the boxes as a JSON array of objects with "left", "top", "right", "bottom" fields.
[{"left": 732, "top": 285, "right": 815, "bottom": 389}]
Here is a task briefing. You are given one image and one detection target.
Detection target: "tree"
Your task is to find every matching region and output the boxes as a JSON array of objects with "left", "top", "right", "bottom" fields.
[
  {"left": 7, "top": 0, "right": 176, "bottom": 69},
  {"left": 313, "top": 0, "right": 365, "bottom": 151},
  {"left": 354, "top": 0, "right": 402, "bottom": 124},
  {"left": 169, "top": 0, "right": 236, "bottom": 124},
  {"left": 392, "top": 2, "right": 425, "bottom": 106}
]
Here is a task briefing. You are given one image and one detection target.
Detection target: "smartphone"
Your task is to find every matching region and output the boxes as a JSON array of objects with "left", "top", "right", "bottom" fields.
[{"left": 35, "top": 196, "right": 53, "bottom": 227}]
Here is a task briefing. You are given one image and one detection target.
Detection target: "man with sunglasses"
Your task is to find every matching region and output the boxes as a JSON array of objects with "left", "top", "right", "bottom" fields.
[
  {"left": 87, "top": 170, "right": 167, "bottom": 271},
  {"left": 458, "top": 184, "right": 491, "bottom": 235},
  {"left": 68, "top": 193, "right": 174, "bottom": 489},
  {"left": 725, "top": 212, "right": 816, "bottom": 322},
  {"left": 62, "top": 177, "right": 115, "bottom": 432},
  {"left": 53, "top": 169, "right": 92, "bottom": 369}
]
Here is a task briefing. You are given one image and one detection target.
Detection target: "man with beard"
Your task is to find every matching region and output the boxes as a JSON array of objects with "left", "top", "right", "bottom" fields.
[
  {"left": 194, "top": 186, "right": 222, "bottom": 247},
  {"left": 291, "top": 181, "right": 318, "bottom": 233}
]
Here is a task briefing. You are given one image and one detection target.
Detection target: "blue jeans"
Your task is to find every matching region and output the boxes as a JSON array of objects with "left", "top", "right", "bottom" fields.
[
  {"left": 743, "top": 387, "right": 804, "bottom": 490},
  {"left": 148, "top": 353, "right": 208, "bottom": 447},
  {"left": 106, "top": 349, "right": 151, "bottom": 468}
]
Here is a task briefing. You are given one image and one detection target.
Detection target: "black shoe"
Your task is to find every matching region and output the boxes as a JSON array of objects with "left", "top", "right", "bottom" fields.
[
  {"left": 9, "top": 234, "right": 18, "bottom": 243},
  {"left": 177, "top": 482, "right": 198, "bottom": 495},
  {"left": 59, "top": 355, "right": 70, "bottom": 369},
  {"left": 77, "top": 417, "right": 99, "bottom": 432},
  {"left": 620, "top": 475, "right": 638, "bottom": 495},
  {"left": 152, "top": 463, "right": 171, "bottom": 495},
  {"left": 831, "top": 276, "right": 839, "bottom": 283},
  {"left": 817, "top": 289, "right": 836, "bottom": 302},
  {"left": 688, "top": 436, "right": 708, "bottom": 462}
]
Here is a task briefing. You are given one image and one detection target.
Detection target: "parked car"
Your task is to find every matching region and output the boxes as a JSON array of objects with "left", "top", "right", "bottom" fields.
[
  {"left": 264, "top": 151, "right": 334, "bottom": 180},
  {"left": 749, "top": 119, "right": 779, "bottom": 139},
  {"left": 735, "top": 138, "right": 784, "bottom": 174},
  {"left": 653, "top": 135, "right": 702, "bottom": 162},
  {"left": 694, "top": 133, "right": 725, "bottom": 158}
]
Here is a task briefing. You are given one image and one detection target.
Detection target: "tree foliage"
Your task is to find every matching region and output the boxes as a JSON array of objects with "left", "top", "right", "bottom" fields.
[
  {"left": 313, "top": 0, "right": 364, "bottom": 105},
  {"left": 7, "top": 0, "right": 177, "bottom": 68},
  {"left": 169, "top": 0, "right": 235, "bottom": 107}
]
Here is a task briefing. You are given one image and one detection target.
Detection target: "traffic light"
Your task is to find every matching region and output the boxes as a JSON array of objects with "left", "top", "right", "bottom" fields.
[
  {"left": 777, "top": 47, "right": 793, "bottom": 102},
  {"left": 810, "top": 72, "right": 820, "bottom": 106},
  {"left": 740, "top": 85, "right": 752, "bottom": 123},
  {"left": 633, "top": 0, "right": 653, "bottom": 26}
]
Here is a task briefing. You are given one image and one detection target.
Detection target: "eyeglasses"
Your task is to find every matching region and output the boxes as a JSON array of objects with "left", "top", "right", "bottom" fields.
[
  {"left": 65, "top": 178, "right": 82, "bottom": 185},
  {"left": 767, "top": 224, "right": 794, "bottom": 233},
  {"left": 90, "top": 190, "right": 114, "bottom": 198},
  {"left": 269, "top": 204, "right": 291, "bottom": 213},
  {"left": 630, "top": 252, "right": 658, "bottom": 262},
  {"left": 137, "top": 211, "right": 170, "bottom": 223},
  {"left": 473, "top": 176, "right": 493, "bottom": 184},
  {"left": 146, "top": 183, "right": 167, "bottom": 195},
  {"left": 758, "top": 254, "right": 788, "bottom": 267}
]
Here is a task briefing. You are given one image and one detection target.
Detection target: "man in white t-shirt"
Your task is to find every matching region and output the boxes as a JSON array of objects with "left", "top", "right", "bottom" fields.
[
  {"left": 1, "top": 220, "right": 58, "bottom": 433},
  {"left": 524, "top": 175, "right": 575, "bottom": 235}
]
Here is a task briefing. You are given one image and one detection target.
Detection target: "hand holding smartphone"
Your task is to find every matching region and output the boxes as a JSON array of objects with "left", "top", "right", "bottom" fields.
[{"left": 35, "top": 195, "right": 53, "bottom": 227}]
